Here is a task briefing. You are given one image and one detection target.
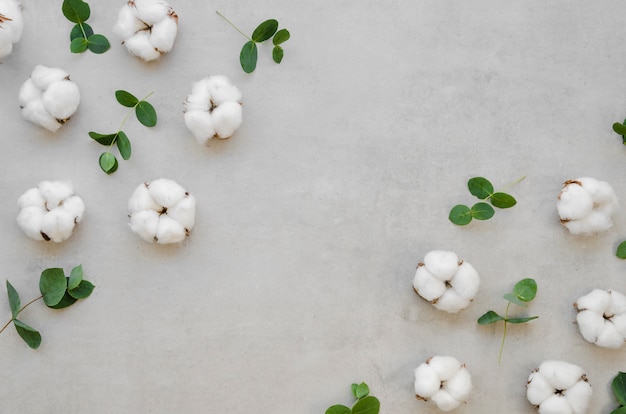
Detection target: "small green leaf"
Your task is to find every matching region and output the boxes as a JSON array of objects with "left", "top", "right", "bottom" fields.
[
  {"left": 99, "top": 152, "right": 118, "bottom": 174},
  {"left": 68, "top": 280, "right": 95, "bottom": 300},
  {"left": 478, "top": 310, "right": 505, "bottom": 325},
  {"left": 39, "top": 268, "right": 67, "bottom": 307},
  {"left": 325, "top": 405, "right": 351, "bottom": 414},
  {"left": 116, "top": 131, "right": 132, "bottom": 160},
  {"left": 355, "top": 382, "right": 370, "bottom": 399},
  {"left": 115, "top": 90, "right": 139, "bottom": 108},
  {"left": 70, "top": 22, "right": 93, "bottom": 41},
  {"left": 251, "top": 19, "right": 278, "bottom": 42},
  {"left": 13, "top": 319, "right": 41, "bottom": 349},
  {"left": 6, "top": 280, "right": 20, "bottom": 319},
  {"left": 470, "top": 202, "right": 495, "bottom": 220},
  {"left": 490, "top": 192, "right": 517, "bottom": 209},
  {"left": 272, "top": 28, "right": 290, "bottom": 45},
  {"left": 616, "top": 241, "right": 626, "bottom": 259},
  {"left": 89, "top": 132, "right": 117, "bottom": 145},
  {"left": 352, "top": 396, "right": 380, "bottom": 414},
  {"left": 613, "top": 122, "right": 626, "bottom": 136},
  {"left": 449, "top": 204, "right": 472, "bottom": 225},
  {"left": 62, "top": 0, "right": 90, "bottom": 23},
  {"left": 610, "top": 407, "right": 626, "bottom": 414},
  {"left": 468, "top": 177, "right": 494, "bottom": 199},
  {"left": 272, "top": 45, "right": 284, "bottom": 63},
  {"left": 351, "top": 383, "right": 358, "bottom": 398},
  {"left": 86, "top": 34, "right": 110, "bottom": 54},
  {"left": 136, "top": 101, "right": 157, "bottom": 127},
  {"left": 503, "top": 292, "right": 527, "bottom": 308},
  {"left": 513, "top": 278, "right": 537, "bottom": 302},
  {"left": 48, "top": 290, "right": 78, "bottom": 309},
  {"left": 70, "top": 37, "right": 88, "bottom": 53},
  {"left": 68, "top": 265, "right": 83, "bottom": 290},
  {"left": 240, "top": 40, "right": 258, "bottom": 73},
  {"left": 507, "top": 316, "right": 538, "bottom": 324},
  {"left": 612, "top": 372, "right": 626, "bottom": 407}
]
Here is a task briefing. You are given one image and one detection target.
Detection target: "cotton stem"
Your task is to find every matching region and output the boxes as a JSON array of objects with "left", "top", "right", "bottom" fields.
[
  {"left": 0, "top": 295, "right": 43, "bottom": 334},
  {"left": 499, "top": 176, "right": 526, "bottom": 193},
  {"left": 216, "top": 11, "right": 252, "bottom": 41},
  {"left": 498, "top": 302, "right": 511, "bottom": 364}
]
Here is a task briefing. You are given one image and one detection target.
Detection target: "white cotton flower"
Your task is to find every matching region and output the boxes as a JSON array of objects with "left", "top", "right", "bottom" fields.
[
  {"left": 16, "top": 181, "right": 84, "bottom": 242},
  {"left": 574, "top": 289, "right": 626, "bottom": 348},
  {"left": 114, "top": 0, "right": 178, "bottom": 62},
  {"left": 0, "top": 0, "right": 23, "bottom": 60},
  {"left": 128, "top": 178, "right": 196, "bottom": 244},
  {"left": 19, "top": 65, "right": 80, "bottom": 132},
  {"left": 183, "top": 75, "right": 243, "bottom": 145},
  {"left": 526, "top": 361, "right": 591, "bottom": 414},
  {"left": 557, "top": 178, "right": 618, "bottom": 235},
  {"left": 413, "top": 250, "right": 480, "bottom": 313},
  {"left": 414, "top": 356, "right": 472, "bottom": 412}
]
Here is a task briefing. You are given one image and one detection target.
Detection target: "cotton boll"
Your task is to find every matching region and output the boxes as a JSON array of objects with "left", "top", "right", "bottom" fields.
[
  {"left": 17, "top": 188, "right": 45, "bottom": 209},
  {"left": 123, "top": 30, "right": 160, "bottom": 61},
  {"left": 40, "top": 208, "right": 76, "bottom": 242},
  {"left": 16, "top": 207, "right": 45, "bottom": 240},
  {"left": 423, "top": 250, "right": 459, "bottom": 281},
  {"left": 166, "top": 194, "right": 196, "bottom": 230},
  {"left": 184, "top": 111, "right": 215, "bottom": 145},
  {"left": 528, "top": 362, "right": 591, "bottom": 414},
  {"left": 575, "top": 289, "right": 611, "bottom": 313},
  {"left": 527, "top": 372, "right": 555, "bottom": 406},
  {"left": 414, "top": 363, "right": 439, "bottom": 398},
  {"left": 538, "top": 395, "right": 573, "bottom": 414},
  {"left": 38, "top": 181, "right": 73, "bottom": 209},
  {"left": 445, "top": 367, "right": 472, "bottom": 401},
  {"left": 42, "top": 80, "right": 80, "bottom": 120},
  {"left": 148, "top": 178, "right": 186, "bottom": 208},
  {"left": 434, "top": 289, "right": 470, "bottom": 313},
  {"left": 21, "top": 99, "right": 61, "bottom": 132},
  {"left": 428, "top": 356, "right": 460, "bottom": 381},
  {"left": 155, "top": 215, "right": 185, "bottom": 244},
  {"left": 133, "top": 0, "right": 170, "bottom": 25},
  {"left": 30, "top": 65, "right": 69, "bottom": 90},
  {"left": 129, "top": 209, "right": 159, "bottom": 242},
  {"left": 413, "top": 267, "right": 446, "bottom": 301},
  {"left": 113, "top": 5, "right": 147, "bottom": 39},
  {"left": 565, "top": 380, "right": 592, "bottom": 414},
  {"left": 212, "top": 101, "right": 243, "bottom": 139},
  {"left": 557, "top": 183, "right": 593, "bottom": 221},
  {"left": 539, "top": 361, "right": 584, "bottom": 391},
  {"left": 150, "top": 16, "right": 177, "bottom": 52},
  {"left": 430, "top": 390, "right": 460, "bottom": 412},
  {"left": 449, "top": 262, "right": 480, "bottom": 300},
  {"left": 128, "top": 183, "right": 160, "bottom": 212}
]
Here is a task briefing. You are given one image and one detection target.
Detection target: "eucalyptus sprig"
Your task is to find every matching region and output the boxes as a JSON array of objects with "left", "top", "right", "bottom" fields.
[
  {"left": 478, "top": 278, "right": 538, "bottom": 363},
  {"left": 62, "top": 0, "right": 110, "bottom": 54},
  {"left": 611, "top": 372, "right": 626, "bottom": 414},
  {"left": 449, "top": 176, "right": 525, "bottom": 225},
  {"left": 1, "top": 265, "right": 95, "bottom": 349},
  {"left": 216, "top": 11, "right": 290, "bottom": 73},
  {"left": 325, "top": 382, "right": 380, "bottom": 414},
  {"left": 89, "top": 90, "right": 157, "bottom": 174}
]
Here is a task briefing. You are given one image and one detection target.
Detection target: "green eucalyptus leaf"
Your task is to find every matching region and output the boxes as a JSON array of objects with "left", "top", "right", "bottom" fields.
[
  {"left": 136, "top": 101, "right": 157, "bottom": 127},
  {"left": 87, "top": 34, "right": 110, "bottom": 54},
  {"left": 62, "top": 0, "right": 90, "bottom": 23},
  {"left": 272, "top": 28, "right": 290, "bottom": 45},
  {"left": 470, "top": 202, "right": 495, "bottom": 220},
  {"left": 48, "top": 290, "right": 78, "bottom": 309},
  {"left": 6, "top": 280, "right": 20, "bottom": 319},
  {"left": 68, "top": 265, "right": 83, "bottom": 290},
  {"left": 70, "top": 22, "right": 93, "bottom": 41},
  {"left": 116, "top": 131, "right": 132, "bottom": 160},
  {"left": 115, "top": 90, "right": 139, "bottom": 108},
  {"left": 272, "top": 45, "right": 284, "bottom": 63},
  {"left": 355, "top": 382, "right": 370, "bottom": 399},
  {"left": 351, "top": 383, "right": 358, "bottom": 398},
  {"left": 468, "top": 177, "right": 494, "bottom": 199},
  {"left": 513, "top": 278, "right": 537, "bottom": 302},
  {"left": 352, "top": 396, "right": 380, "bottom": 414},
  {"left": 477, "top": 310, "right": 504, "bottom": 325},
  {"left": 240, "top": 40, "right": 258, "bottom": 73},
  {"left": 251, "top": 19, "right": 278, "bottom": 42},
  {"left": 449, "top": 204, "right": 472, "bottom": 225},
  {"left": 490, "top": 192, "right": 517, "bottom": 209},
  {"left": 503, "top": 292, "right": 527, "bottom": 308},
  {"left": 507, "top": 316, "right": 538, "bottom": 324},
  {"left": 70, "top": 37, "right": 88, "bottom": 53},
  {"left": 39, "top": 268, "right": 67, "bottom": 307},
  {"left": 13, "top": 319, "right": 41, "bottom": 349},
  {"left": 616, "top": 241, "right": 626, "bottom": 259},
  {"left": 99, "top": 152, "right": 118, "bottom": 174},
  {"left": 68, "top": 280, "right": 95, "bottom": 300},
  {"left": 89, "top": 132, "right": 117, "bottom": 145},
  {"left": 612, "top": 372, "right": 626, "bottom": 407},
  {"left": 613, "top": 122, "right": 626, "bottom": 136},
  {"left": 610, "top": 407, "right": 626, "bottom": 414},
  {"left": 325, "top": 405, "right": 351, "bottom": 414}
]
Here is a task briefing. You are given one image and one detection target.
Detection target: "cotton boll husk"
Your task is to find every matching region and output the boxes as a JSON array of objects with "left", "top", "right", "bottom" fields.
[
  {"left": 434, "top": 289, "right": 470, "bottom": 313},
  {"left": 155, "top": 215, "right": 186, "bottom": 244},
  {"left": 148, "top": 178, "right": 186, "bottom": 208},
  {"left": 18, "top": 79, "right": 41, "bottom": 107},
  {"left": 527, "top": 372, "right": 555, "bottom": 406},
  {"left": 42, "top": 80, "right": 80, "bottom": 120},
  {"left": 428, "top": 356, "right": 460, "bottom": 381},
  {"left": 539, "top": 361, "right": 585, "bottom": 391},
  {"left": 595, "top": 323, "right": 624, "bottom": 348},
  {"left": 557, "top": 183, "right": 594, "bottom": 221},
  {"left": 414, "top": 363, "right": 440, "bottom": 398},
  {"left": 17, "top": 188, "right": 45, "bottom": 209},
  {"left": 184, "top": 111, "right": 216, "bottom": 144},
  {"left": 166, "top": 194, "right": 196, "bottom": 230},
  {"left": 565, "top": 380, "right": 592, "bottom": 414},
  {"left": 576, "top": 310, "right": 607, "bottom": 345},
  {"left": 206, "top": 75, "right": 242, "bottom": 104},
  {"left": 538, "top": 395, "right": 573, "bottom": 414},
  {"left": 423, "top": 250, "right": 459, "bottom": 281},
  {"left": 413, "top": 267, "right": 446, "bottom": 302},
  {"left": 565, "top": 211, "right": 613, "bottom": 235},
  {"left": 38, "top": 181, "right": 73, "bottom": 209},
  {"left": 16, "top": 207, "right": 45, "bottom": 240},
  {"left": 124, "top": 31, "right": 160, "bottom": 61},
  {"left": 576, "top": 289, "right": 611, "bottom": 313},
  {"left": 150, "top": 16, "right": 177, "bottom": 52},
  {"left": 430, "top": 390, "right": 460, "bottom": 412},
  {"left": 212, "top": 101, "right": 243, "bottom": 139},
  {"left": 608, "top": 290, "right": 626, "bottom": 315},
  {"left": 449, "top": 262, "right": 480, "bottom": 300},
  {"left": 21, "top": 99, "right": 61, "bottom": 132},
  {"left": 128, "top": 183, "right": 160, "bottom": 212},
  {"left": 114, "top": 5, "right": 147, "bottom": 39},
  {"left": 133, "top": 0, "right": 170, "bottom": 26},
  {"left": 30, "top": 65, "right": 69, "bottom": 90},
  {"left": 59, "top": 195, "right": 85, "bottom": 223},
  {"left": 129, "top": 209, "right": 159, "bottom": 242},
  {"left": 41, "top": 208, "right": 76, "bottom": 242},
  {"left": 445, "top": 367, "right": 472, "bottom": 402}
]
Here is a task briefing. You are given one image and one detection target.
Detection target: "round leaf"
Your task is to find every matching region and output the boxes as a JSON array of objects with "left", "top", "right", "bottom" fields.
[
  {"left": 116, "top": 131, "right": 132, "bottom": 160},
  {"left": 513, "top": 278, "right": 537, "bottom": 302},
  {"left": 468, "top": 177, "right": 494, "bottom": 199},
  {"left": 272, "top": 28, "right": 290, "bottom": 45},
  {"left": 68, "top": 280, "right": 95, "bottom": 300},
  {"left": 352, "top": 396, "right": 380, "bottom": 414},
  {"left": 62, "top": 0, "right": 90, "bottom": 23},
  {"left": 613, "top": 122, "right": 626, "bottom": 136},
  {"left": 136, "top": 101, "right": 157, "bottom": 127},
  {"left": 87, "top": 34, "right": 110, "bottom": 54},
  {"left": 48, "top": 290, "right": 78, "bottom": 309},
  {"left": 470, "top": 202, "right": 495, "bottom": 220},
  {"left": 68, "top": 265, "right": 83, "bottom": 290},
  {"left": 39, "top": 268, "right": 67, "bottom": 307},
  {"left": 240, "top": 40, "right": 258, "bottom": 73},
  {"left": 351, "top": 383, "right": 358, "bottom": 398},
  {"left": 70, "top": 22, "right": 93, "bottom": 41},
  {"left": 449, "top": 204, "right": 472, "bottom": 225},
  {"left": 507, "top": 316, "right": 538, "bottom": 324},
  {"left": 325, "top": 405, "right": 351, "bottom": 414},
  {"left": 13, "top": 319, "right": 41, "bottom": 349},
  {"left": 616, "top": 241, "right": 626, "bottom": 259},
  {"left": 251, "top": 19, "right": 278, "bottom": 42},
  {"left": 272, "top": 45, "right": 284, "bottom": 63},
  {"left": 99, "top": 152, "right": 118, "bottom": 174},
  {"left": 503, "top": 292, "right": 527, "bottom": 308},
  {"left": 6, "top": 280, "right": 20, "bottom": 319},
  {"left": 477, "top": 310, "right": 504, "bottom": 325},
  {"left": 115, "top": 90, "right": 139, "bottom": 108},
  {"left": 612, "top": 372, "right": 626, "bottom": 407},
  {"left": 355, "top": 382, "right": 370, "bottom": 399},
  {"left": 491, "top": 192, "right": 517, "bottom": 209},
  {"left": 70, "top": 37, "right": 88, "bottom": 53}
]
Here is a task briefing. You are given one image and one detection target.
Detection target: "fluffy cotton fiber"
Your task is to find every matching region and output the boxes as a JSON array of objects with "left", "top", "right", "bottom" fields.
[
  {"left": 183, "top": 75, "right": 243, "bottom": 145},
  {"left": 18, "top": 65, "right": 80, "bottom": 132},
  {"left": 0, "top": 0, "right": 23, "bottom": 60},
  {"left": 575, "top": 288, "right": 626, "bottom": 349},
  {"left": 557, "top": 177, "right": 618, "bottom": 235},
  {"left": 17, "top": 181, "right": 85, "bottom": 242},
  {"left": 527, "top": 360, "right": 592, "bottom": 414},
  {"left": 128, "top": 178, "right": 196, "bottom": 244},
  {"left": 414, "top": 356, "right": 472, "bottom": 412},
  {"left": 113, "top": 0, "right": 178, "bottom": 61},
  {"left": 413, "top": 250, "right": 480, "bottom": 313}
]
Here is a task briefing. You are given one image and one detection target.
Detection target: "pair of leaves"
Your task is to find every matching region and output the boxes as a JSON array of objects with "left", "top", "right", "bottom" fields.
[
  {"left": 478, "top": 278, "right": 538, "bottom": 325},
  {"left": 240, "top": 19, "right": 290, "bottom": 73},
  {"left": 89, "top": 90, "right": 157, "bottom": 174},
  {"left": 6, "top": 281, "right": 41, "bottom": 349},
  {"left": 63, "top": 0, "right": 110, "bottom": 54},
  {"left": 326, "top": 382, "right": 380, "bottom": 414},
  {"left": 612, "top": 372, "right": 626, "bottom": 414},
  {"left": 612, "top": 119, "right": 626, "bottom": 145}
]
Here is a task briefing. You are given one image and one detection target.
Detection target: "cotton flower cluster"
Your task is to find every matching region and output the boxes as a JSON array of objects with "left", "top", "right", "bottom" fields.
[
  {"left": 113, "top": 0, "right": 178, "bottom": 62},
  {"left": 414, "top": 355, "right": 472, "bottom": 412},
  {"left": 18, "top": 65, "right": 80, "bottom": 132},
  {"left": 128, "top": 178, "right": 196, "bottom": 244},
  {"left": 574, "top": 288, "right": 626, "bottom": 349},
  {"left": 412, "top": 250, "right": 480, "bottom": 313},
  {"left": 0, "top": 0, "right": 22, "bottom": 60},
  {"left": 556, "top": 177, "right": 618, "bottom": 235},
  {"left": 17, "top": 181, "right": 85, "bottom": 243},
  {"left": 527, "top": 360, "right": 592, "bottom": 414},
  {"left": 184, "top": 75, "right": 243, "bottom": 145}
]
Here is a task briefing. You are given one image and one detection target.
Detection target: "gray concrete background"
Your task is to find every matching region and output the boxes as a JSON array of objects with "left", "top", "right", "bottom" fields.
[{"left": 2, "top": 1, "right": 626, "bottom": 412}]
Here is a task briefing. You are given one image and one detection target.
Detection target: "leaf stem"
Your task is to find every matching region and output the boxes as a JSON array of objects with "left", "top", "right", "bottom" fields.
[
  {"left": 0, "top": 295, "right": 43, "bottom": 334},
  {"left": 110, "top": 92, "right": 154, "bottom": 149},
  {"left": 79, "top": 21, "right": 87, "bottom": 39},
  {"left": 216, "top": 11, "right": 252, "bottom": 41},
  {"left": 498, "top": 302, "right": 511, "bottom": 364},
  {"left": 499, "top": 176, "right": 526, "bottom": 193}
]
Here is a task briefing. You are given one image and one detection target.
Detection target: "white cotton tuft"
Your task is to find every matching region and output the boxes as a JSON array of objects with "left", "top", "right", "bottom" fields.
[
  {"left": 150, "top": 16, "right": 177, "bottom": 52},
  {"left": 133, "top": 0, "right": 170, "bottom": 25},
  {"left": 565, "top": 380, "right": 592, "bottom": 414},
  {"left": 575, "top": 288, "right": 626, "bottom": 348},
  {"left": 212, "top": 101, "right": 243, "bottom": 139},
  {"left": 42, "top": 80, "right": 80, "bottom": 120},
  {"left": 413, "top": 363, "right": 439, "bottom": 398},
  {"left": 413, "top": 267, "right": 446, "bottom": 302},
  {"left": 129, "top": 209, "right": 160, "bottom": 242},
  {"left": 41, "top": 208, "right": 75, "bottom": 243},
  {"left": 428, "top": 356, "right": 461, "bottom": 381},
  {"left": 435, "top": 289, "right": 470, "bottom": 313},
  {"left": 557, "top": 183, "right": 593, "bottom": 221},
  {"left": 166, "top": 194, "right": 196, "bottom": 230},
  {"left": 21, "top": 99, "right": 61, "bottom": 132},
  {"left": 423, "top": 250, "right": 459, "bottom": 281},
  {"left": 155, "top": 215, "right": 186, "bottom": 244},
  {"left": 184, "top": 111, "right": 215, "bottom": 145},
  {"left": 16, "top": 207, "right": 45, "bottom": 240},
  {"left": 575, "top": 288, "right": 611, "bottom": 313},
  {"left": 148, "top": 178, "right": 186, "bottom": 207},
  {"left": 113, "top": 5, "right": 147, "bottom": 39},
  {"left": 38, "top": 180, "right": 74, "bottom": 209},
  {"left": 18, "top": 79, "right": 41, "bottom": 107},
  {"left": 527, "top": 361, "right": 591, "bottom": 414},
  {"left": 17, "top": 188, "right": 45, "bottom": 209},
  {"left": 537, "top": 361, "right": 585, "bottom": 391},
  {"left": 430, "top": 390, "right": 459, "bottom": 412},
  {"left": 0, "top": 0, "right": 23, "bottom": 59},
  {"left": 128, "top": 183, "right": 161, "bottom": 212},
  {"left": 557, "top": 178, "right": 618, "bottom": 235},
  {"left": 30, "top": 65, "right": 69, "bottom": 90},
  {"left": 527, "top": 372, "right": 555, "bottom": 406},
  {"left": 445, "top": 366, "right": 472, "bottom": 402},
  {"left": 206, "top": 75, "right": 243, "bottom": 105},
  {"left": 538, "top": 395, "right": 573, "bottom": 414},
  {"left": 415, "top": 356, "right": 471, "bottom": 412},
  {"left": 449, "top": 262, "right": 480, "bottom": 300},
  {"left": 123, "top": 30, "right": 160, "bottom": 61}
]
